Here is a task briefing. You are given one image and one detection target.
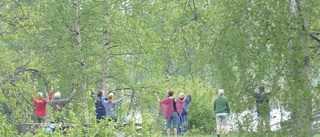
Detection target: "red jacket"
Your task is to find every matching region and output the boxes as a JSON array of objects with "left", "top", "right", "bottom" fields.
[
  {"left": 32, "top": 91, "right": 53, "bottom": 116},
  {"left": 159, "top": 98, "right": 184, "bottom": 121},
  {"left": 32, "top": 98, "right": 47, "bottom": 116}
]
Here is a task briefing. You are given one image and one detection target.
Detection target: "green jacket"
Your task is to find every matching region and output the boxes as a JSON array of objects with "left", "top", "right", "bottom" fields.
[{"left": 214, "top": 95, "right": 230, "bottom": 115}]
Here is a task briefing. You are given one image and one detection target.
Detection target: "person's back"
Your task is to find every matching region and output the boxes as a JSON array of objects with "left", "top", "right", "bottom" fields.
[
  {"left": 214, "top": 96, "right": 230, "bottom": 115},
  {"left": 105, "top": 93, "right": 123, "bottom": 121},
  {"left": 255, "top": 86, "right": 271, "bottom": 117},
  {"left": 33, "top": 97, "right": 47, "bottom": 117},
  {"left": 32, "top": 86, "right": 52, "bottom": 123},
  {"left": 178, "top": 91, "right": 191, "bottom": 135},
  {"left": 255, "top": 86, "right": 271, "bottom": 131},
  {"left": 47, "top": 90, "right": 76, "bottom": 112},
  {"left": 95, "top": 95, "right": 106, "bottom": 119},
  {"left": 214, "top": 89, "right": 230, "bottom": 137}
]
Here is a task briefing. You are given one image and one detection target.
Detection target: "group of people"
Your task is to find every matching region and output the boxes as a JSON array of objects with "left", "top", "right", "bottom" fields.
[
  {"left": 33, "top": 85, "right": 271, "bottom": 137},
  {"left": 33, "top": 85, "right": 123, "bottom": 124},
  {"left": 212, "top": 86, "right": 272, "bottom": 137},
  {"left": 153, "top": 88, "right": 229, "bottom": 137},
  {"left": 32, "top": 86, "right": 76, "bottom": 123},
  {"left": 92, "top": 87, "right": 193, "bottom": 136},
  {"left": 154, "top": 90, "right": 192, "bottom": 137},
  {"left": 91, "top": 87, "right": 124, "bottom": 123}
]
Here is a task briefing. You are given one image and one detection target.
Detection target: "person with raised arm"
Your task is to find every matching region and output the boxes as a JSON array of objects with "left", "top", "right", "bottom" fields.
[
  {"left": 154, "top": 90, "right": 189, "bottom": 137},
  {"left": 32, "top": 86, "right": 53, "bottom": 123},
  {"left": 105, "top": 89, "right": 124, "bottom": 122},
  {"left": 91, "top": 88, "right": 107, "bottom": 123},
  {"left": 178, "top": 90, "right": 191, "bottom": 135},
  {"left": 47, "top": 89, "right": 76, "bottom": 113}
]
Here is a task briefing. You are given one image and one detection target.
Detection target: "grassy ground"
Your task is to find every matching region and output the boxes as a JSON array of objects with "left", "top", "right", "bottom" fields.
[{"left": 162, "top": 133, "right": 320, "bottom": 137}]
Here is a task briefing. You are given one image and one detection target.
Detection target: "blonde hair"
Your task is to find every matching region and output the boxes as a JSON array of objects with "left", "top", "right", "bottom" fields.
[{"left": 179, "top": 93, "right": 185, "bottom": 97}]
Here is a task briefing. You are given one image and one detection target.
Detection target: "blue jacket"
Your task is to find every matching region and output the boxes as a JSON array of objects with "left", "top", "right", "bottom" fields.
[
  {"left": 184, "top": 95, "right": 191, "bottom": 113},
  {"left": 105, "top": 97, "right": 124, "bottom": 120},
  {"left": 95, "top": 96, "right": 107, "bottom": 119},
  {"left": 179, "top": 95, "right": 191, "bottom": 115}
]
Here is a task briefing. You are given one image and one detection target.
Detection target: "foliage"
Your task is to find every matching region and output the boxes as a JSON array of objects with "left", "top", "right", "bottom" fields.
[{"left": 0, "top": 0, "right": 320, "bottom": 136}]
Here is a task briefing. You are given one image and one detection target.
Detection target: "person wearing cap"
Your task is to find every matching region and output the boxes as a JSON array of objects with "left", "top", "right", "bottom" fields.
[
  {"left": 32, "top": 86, "right": 53, "bottom": 123},
  {"left": 178, "top": 90, "right": 191, "bottom": 135},
  {"left": 214, "top": 89, "right": 230, "bottom": 137}
]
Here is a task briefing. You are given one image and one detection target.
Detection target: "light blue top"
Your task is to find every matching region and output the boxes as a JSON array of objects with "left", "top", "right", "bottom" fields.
[{"left": 103, "top": 95, "right": 124, "bottom": 120}]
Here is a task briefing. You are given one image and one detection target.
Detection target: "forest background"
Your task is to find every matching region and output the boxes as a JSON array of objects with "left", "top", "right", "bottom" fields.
[{"left": 1, "top": 0, "right": 320, "bottom": 136}]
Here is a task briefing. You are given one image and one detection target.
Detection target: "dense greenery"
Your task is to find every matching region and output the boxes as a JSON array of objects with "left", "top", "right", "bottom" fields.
[{"left": 1, "top": 0, "right": 320, "bottom": 136}]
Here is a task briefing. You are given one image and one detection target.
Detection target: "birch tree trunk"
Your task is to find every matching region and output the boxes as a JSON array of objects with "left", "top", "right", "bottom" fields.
[
  {"left": 72, "top": 0, "right": 89, "bottom": 125},
  {"left": 288, "top": 0, "right": 313, "bottom": 136},
  {"left": 102, "top": 13, "right": 109, "bottom": 95}
]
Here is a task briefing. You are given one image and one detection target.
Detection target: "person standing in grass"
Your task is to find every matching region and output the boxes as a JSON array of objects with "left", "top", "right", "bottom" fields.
[
  {"left": 214, "top": 89, "right": 230, "bottom": 137},
  {"left": 255, "top": 86, "right": 271, "bottom": 131},
  {"left": 178, "top": 90, "right": 191, "bottom": 135},
  {"left": 154, "top": 90, "right": 189, "bottom": 137}
]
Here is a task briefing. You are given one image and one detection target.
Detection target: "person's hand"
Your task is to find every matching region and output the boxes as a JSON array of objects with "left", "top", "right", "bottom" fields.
[
  {"left": 90, "top": 88, "right": 94, "bottom": 94},
  {"left": 101, "top": 89, "right": 105, "bottom": 95},
  {"left": 112, "top": 87, "right": 116, "bottom": 91},
  {"left": 154, "top": 92, "right": 160, "bottom": 102},
  {"left": 73, "top": 89, "right": 77, "bottom": 93},
  {"left": 121, "top": 89, "right": 124, "bottom": 95},
  {"left": 50, "top": 87, "right": 54, "bottom": 91}
]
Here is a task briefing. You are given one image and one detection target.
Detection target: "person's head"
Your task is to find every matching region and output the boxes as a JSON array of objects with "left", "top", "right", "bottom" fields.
[
  {"left": 37, "top": 92, "right": 43, "bottom": 98},
  {"left": 108, "top": 92, "right": 114, "bottom": 100},
  {"left": 97, "top": 89, "right": 103, "bottom": 96},
  {"left": 54, "top": 92, "right": 61, "bottom": 100},
  {"left": 179, "top": 92, "right": 185, "bottom": 99},
  {"left": 218, "top": 89, "right": 224, "bottom": 96},
  {"left": 167, "top": 90, "right": 174, "bottom": 97},
  {"left": 259, "top": 86, "right": 265, "bottom": 93}
]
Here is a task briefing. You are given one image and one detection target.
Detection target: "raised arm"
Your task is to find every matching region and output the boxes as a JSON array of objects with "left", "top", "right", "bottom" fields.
[
  {"left": 182, "top": 92, "right": 191, "bottom": 102},
  {"left": 48, "top": 87, "right": 53, "bottom": 100},
  {"left": 59, "top": 89, "right": 77, "bottom": 106},
  {"left": 66, "top": 89, "right": 77, "bottom": 102},
  {"left": 90, "top": 88, "right": 99, "bottom": 101},
  {"left": 114, "top": 89, "right": 124, "bottom": 105},
  {"left": 32, "top": 86, "right": 37, "bottom": 98},
  {"left": 154, "top": 92, "right": 161, "bottom": 102},
  {"left": 185, "top": 90, "right": 191, "bottom": 104}
]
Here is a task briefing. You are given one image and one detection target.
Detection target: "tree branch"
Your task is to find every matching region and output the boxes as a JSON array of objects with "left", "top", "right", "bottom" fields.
[{"left": 308, "top": 31, "right": 320, "bottom": 43}]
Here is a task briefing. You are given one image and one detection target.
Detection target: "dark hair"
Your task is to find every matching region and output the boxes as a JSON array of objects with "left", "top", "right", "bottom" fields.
[
  {"left": 259, "top": 86, "right": 265, "bottom": 92},
  {"left": 97, "top": 90, "right": 103, "bottom": 96},
  {"left": 168, "top": 90, "right": 174, "bottom": 96}
]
